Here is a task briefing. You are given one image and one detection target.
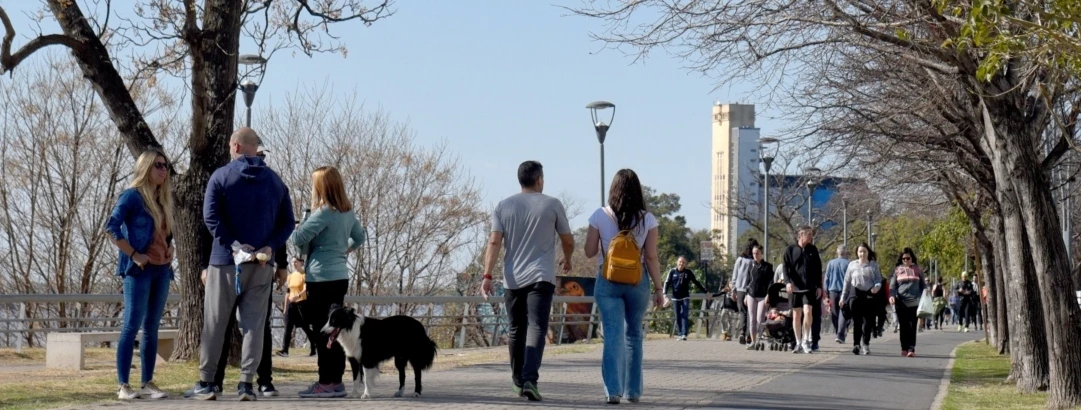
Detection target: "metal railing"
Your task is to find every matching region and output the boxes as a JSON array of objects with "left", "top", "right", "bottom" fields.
[{"left": 0, "top": 294, "right": 724, "bottom": 352}]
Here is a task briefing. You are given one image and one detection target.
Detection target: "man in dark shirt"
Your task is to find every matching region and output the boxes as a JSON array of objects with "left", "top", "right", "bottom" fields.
[
  {"left": 955, "top": 271, "right": 977, "bottom": 332},
  {"left": 783, "top": 226, "right": 823, "bottom": 354},
  {"left": 663, "top": 256, "right": 711, "bottom": 340}
]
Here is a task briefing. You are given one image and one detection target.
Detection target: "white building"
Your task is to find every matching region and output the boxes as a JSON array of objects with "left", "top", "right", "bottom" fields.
[{"left": 710, "top": 103, "right": 760, "bottom": 255}]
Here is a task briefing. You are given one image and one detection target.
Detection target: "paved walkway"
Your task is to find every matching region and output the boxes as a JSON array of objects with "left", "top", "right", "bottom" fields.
[{"left": 83, "top": 329, "right": 980, "bottom": 409}]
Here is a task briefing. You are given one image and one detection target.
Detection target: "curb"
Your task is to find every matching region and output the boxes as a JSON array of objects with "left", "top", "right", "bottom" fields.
[{"left": 931, "top": 340, "right": 969, "bottom": 410}]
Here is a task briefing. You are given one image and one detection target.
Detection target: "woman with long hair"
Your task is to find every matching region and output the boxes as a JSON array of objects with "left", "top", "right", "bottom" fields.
[
  {"left": 744, "top": 244, "right": 773, "bottom": 349},
  {"left": 729, "top": 238, "right": 758, "bottom": 344},
  {"left": 584, "top": 169, "right": 665, "bottom": 405},
  {"left": 931, "top": 276, "right": 946, "bottom": 330},
  {"left": 838, "top": 243, "right": 882, "bottom": 355},
  {"left": 890, "top": 248, "right": 926, "bottom": 357},
  {"left": 105, "top": 149, "right": 176, "bottom": 400},
  {"left": 291, "top": 167, "right": 367, "bottom": 398}
]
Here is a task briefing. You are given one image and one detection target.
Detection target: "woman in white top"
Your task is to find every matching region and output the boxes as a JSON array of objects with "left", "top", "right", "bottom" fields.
[
  {"left": 585, "top": 169, "right": 666, "bottom": 405},
  {"left": 839, "top": 242, "right": 882, "bottom": 355}
]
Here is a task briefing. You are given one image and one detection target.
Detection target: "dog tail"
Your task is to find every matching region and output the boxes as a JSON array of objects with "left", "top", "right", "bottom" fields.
[{"left": 415, "top": 337, "right": 438, "bottom": 370}]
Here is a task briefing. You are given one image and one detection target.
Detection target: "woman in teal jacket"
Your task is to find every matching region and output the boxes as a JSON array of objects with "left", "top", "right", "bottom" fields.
[{"left": 291, "top": 166, "right": 366, "bottom": 399}]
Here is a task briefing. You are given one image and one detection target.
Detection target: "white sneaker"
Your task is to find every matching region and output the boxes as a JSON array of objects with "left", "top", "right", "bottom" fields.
[
  {"left": 118, "top": 384, "right": 140, "bottom": 400},
  {"left": 861, "top": 345, "right": 870, "bottom": 355},
  {"left": 802, "top": 342, "right": 812, "bottom": 354},
  {"left": 141, "top": 381, "right": 168, "bottom": 399}
]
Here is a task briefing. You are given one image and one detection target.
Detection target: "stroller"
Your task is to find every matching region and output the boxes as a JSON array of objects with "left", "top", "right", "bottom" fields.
[{"left": 755, "top": 283, "right": 795, "bottom": 351}]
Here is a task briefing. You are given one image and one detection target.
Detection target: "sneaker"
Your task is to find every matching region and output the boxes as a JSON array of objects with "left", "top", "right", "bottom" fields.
[
  {"left": 746, "top": 343, "right": 757, "bottom": 350},
  {"left": 522, "top": 381, "right": 542, "bottom": 401},
  {"left": 791, "top": 344, "right": 803, "bottom": 354},
  {"left": 140, "top": 381, "right": 168, "bottom": 399},
  {"left": 852, "top": 346, "right": 861, "bottom": 355},
  {"left": 187, "top": 381, "right": 218, "bottom": 400},
  {"left": 298, "top": 382, "right": 347, "bottom": 398},
  {"left": 957, "top": 325, "right": 963, "bottom": 332},
  {"left": 901, "top": 350, "right": 909, "bottom": 357},
  {"left": 681, "top": 335, "right": 688, "bottom": 341},
  {"left": 117, "top": 384, "right": 140, "bottom": 400},
  {"left": 811, "top": 343, "right": 820, "bottom": 352},
  {"left": 512, "top": 384, "right": 524, "bottom": 397},
  {"left": 964, "top": 327, "right": 970, "bottom": 333},
  {"left": 238, "top": 382, "right": 257, "bottom": 401},
  {"left": 861, "top": 345, "right": 870, "bottom": 355},
  {"left": 606, "top": 396, "right": 621, "bottom": 404},
  {"left": 259, "top": 383, "right": 279, "bottom": 397},
  {"left": 276, "top": 351, "right": 289, "bottom": 358},
  {"left": 907, "top": 350, "right": 916, "bottom": 358},
  {"left": 802, "top": 342, "right": 813, "bottom": 354},
  {"left": 309, "top": 351, "right": 317, "bottom": 357},
  {"left": 627, "top": 397, "right": 640, "bottom": 403},
  {"left": 835, "top": 338, "right": 845, "bottom": 344}
]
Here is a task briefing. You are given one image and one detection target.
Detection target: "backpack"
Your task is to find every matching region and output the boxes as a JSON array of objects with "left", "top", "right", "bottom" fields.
[{"left": 601, "top": 207, "right": 643, "bottom": 285}]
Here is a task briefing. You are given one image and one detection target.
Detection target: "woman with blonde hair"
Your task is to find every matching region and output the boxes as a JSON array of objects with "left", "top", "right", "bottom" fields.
[
  {"left": 292, "top": 166, "right": 367, "bottom": 398},
  {"left": 105, "top": 149, "right": 176, "bottom": 400}
]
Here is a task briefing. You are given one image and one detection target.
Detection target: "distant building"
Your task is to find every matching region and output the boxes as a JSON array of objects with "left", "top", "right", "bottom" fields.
[{"left": 710, "top": 103, "right": 759, "bottom": 255}]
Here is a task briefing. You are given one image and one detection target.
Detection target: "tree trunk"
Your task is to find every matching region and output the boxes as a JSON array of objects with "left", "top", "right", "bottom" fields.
[
  {"left": 974, "top": 228, "right": 1000, "bottom": 349},
  {"left": 996, "top": 190, "right": 1050, "bottom": 391},
  {"left": 172, "top": 0, "right": 244, "bottom": 361},
  {"left": 984, "top": 218, "right": 1010, "bottom": 354},
  {"left": 982, "top": 98, "right": 1081, "bottom": 406}
]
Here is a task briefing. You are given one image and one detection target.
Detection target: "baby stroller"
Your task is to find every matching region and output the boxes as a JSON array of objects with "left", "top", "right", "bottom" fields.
[{"left": 756, "top": 283, "right": 795, "bottom": 351}]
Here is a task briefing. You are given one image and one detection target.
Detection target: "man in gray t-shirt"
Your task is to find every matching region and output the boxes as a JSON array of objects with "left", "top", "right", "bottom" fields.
[{"left": 480, "top": 161, "right": 573, "bottom": 402}]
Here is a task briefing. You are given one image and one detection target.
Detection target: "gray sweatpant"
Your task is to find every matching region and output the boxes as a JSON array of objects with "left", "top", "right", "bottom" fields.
[{"left": 200, "top": 263, "right": 273, "bottom": 384}]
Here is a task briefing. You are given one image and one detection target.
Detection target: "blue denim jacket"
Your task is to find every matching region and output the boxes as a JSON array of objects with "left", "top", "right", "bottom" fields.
[{"left": 105, "top": 188, "right": 172, "bottom": 277}]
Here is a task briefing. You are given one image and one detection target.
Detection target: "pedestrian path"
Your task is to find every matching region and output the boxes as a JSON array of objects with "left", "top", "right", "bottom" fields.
[{"left": 77, "top": 329, "right": 980, "bottom": 410}]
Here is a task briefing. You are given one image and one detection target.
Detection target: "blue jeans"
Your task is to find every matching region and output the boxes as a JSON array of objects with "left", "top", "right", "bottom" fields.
[
  {"left": 116, "top": 264, "right": 172, "bottom": 385},
  {"left": 673, "top": 299, "right": 690, "bottom": 337},
  {"left": 595, "top": 271, "right": 650, "bottom": 399}
]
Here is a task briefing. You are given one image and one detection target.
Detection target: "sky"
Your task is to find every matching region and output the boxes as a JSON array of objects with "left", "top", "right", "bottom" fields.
[{"left": 3, "top": 1, "right": 793, "bottom": 231}]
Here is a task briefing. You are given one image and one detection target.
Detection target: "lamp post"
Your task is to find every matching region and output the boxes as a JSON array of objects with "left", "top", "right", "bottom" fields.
[
  {"left": 872, "top": 232, "right": 878, "bottom": 249},
  {"left": 759, "top": 137, "right": 779, "bottom": 260},
  {"left": 842, "top": 199, "right": 848, "bottom": 249},
  {"left": 238, "top": 54, "right": 267, "bottom": 127},
  {"left": 866, "top": 209, "right": 873, "bottom": 246},
  {"left": 805, "top": 167, "right": 821, "bottom": 226},
  {"left": 587, "top": 101, "right": 616, "bottom": 206}
]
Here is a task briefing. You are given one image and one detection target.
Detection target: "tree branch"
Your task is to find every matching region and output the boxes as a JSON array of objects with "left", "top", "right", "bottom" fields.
[{"left": 0, "top": 6, "right": 85, "bottom": 75}]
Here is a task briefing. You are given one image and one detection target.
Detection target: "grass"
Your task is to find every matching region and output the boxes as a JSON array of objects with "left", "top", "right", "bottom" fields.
[
  {"left": 941, "top": 341, "right": 1067, "bottom": 410},
  {"left": 0, "top": 342, "right": 603, "bottom": 410}
]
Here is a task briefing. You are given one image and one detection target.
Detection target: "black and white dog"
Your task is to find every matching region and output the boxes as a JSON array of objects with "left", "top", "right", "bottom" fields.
[{"left": 322, "top": 304, "right": 438, "bottom": 399}]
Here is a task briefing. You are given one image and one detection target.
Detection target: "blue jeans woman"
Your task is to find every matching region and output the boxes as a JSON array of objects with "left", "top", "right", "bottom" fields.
[
  {"left": 105, "top": 150, "right": 176, "bottom": 400},
  {"left": 595, "top": 270, "right": 651, "bottom": 402}
]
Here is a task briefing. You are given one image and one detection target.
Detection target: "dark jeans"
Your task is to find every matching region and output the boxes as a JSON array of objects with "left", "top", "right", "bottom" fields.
[
  {"left": 281, "top": 301, "right": 316, "bottom": 354},
  {"left": 214, "top": 294, "right": 274, "bottom": 389},
  {"left": 850, "top": 292, "right": 875, "bottom": 346},
  {"left": 896, "top": 303, "right": 919, "bottom": 351},
  {"left": 505, "top": 281, "right": 555, "bottom": 387},
  {"left": 959, "top": 299, "right": 975, "bottom": 327},
  {"left": 674, "top": 299, "right": 690, "bottom": 337},
  {"left": 830, "top": 291, "right": 848, "bottom": 341},
  {"left": 810, "top": 291, "right": 822, "bottom": 346},
  {"left": 302, "top": 279, "right": 352, "bottom": 385},
  {"left": 735, "top": 291, "right": 748, "bottom": 339}
]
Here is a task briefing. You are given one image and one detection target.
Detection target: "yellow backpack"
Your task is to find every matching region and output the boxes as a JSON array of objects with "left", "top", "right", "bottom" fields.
[{"left": 602, "top": 207, "right": 643, "bottom": 285}]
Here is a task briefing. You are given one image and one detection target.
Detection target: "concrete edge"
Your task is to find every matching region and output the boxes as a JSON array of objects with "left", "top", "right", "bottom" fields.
[{"left": 931, "top": 340, "right": 970, "bottom": 410}]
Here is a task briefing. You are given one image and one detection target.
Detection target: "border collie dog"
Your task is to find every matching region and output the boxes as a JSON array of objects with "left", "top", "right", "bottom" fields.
[{"left": 322, "top": 304, "right": 438, "bottom": 399}]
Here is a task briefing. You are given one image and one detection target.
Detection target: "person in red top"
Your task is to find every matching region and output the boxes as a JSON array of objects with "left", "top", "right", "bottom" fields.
[{"left": 875, "top": 278, "right": 890, "bottom": 338}]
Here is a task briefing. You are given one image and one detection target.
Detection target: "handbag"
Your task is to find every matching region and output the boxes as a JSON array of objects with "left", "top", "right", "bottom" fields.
[{"left": 917, "top": 291, "right": 935, "bottom": 318}]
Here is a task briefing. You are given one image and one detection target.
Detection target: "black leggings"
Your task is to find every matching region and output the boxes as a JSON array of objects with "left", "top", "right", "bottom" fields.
[
  {"left": 282, "top": 301, "right": 317, "bottom": 354},
  {"left": 896, "top": 303, "right": 919, "bottom": 351},
  {"left": 851, "top": 295, "right": 876, "bottom": 346},
  {"left": 301, "top": 279, "right": 355, "bottom": 384}
]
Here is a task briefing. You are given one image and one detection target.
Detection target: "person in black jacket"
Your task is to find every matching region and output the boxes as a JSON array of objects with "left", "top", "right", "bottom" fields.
[
  {"left": 744, "top": 245, "right": 774, "bottom": 349},
  {"left": 783, "top": 226, "right": 823, "bottom": 354},
  {"left": 663, "top": 256, "right": 711, "bottom": 340}
]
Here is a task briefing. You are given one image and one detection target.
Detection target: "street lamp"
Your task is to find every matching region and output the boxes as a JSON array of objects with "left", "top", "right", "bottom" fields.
[
  {"left": 872, "top": 232, "right": 878, "bottom": 249},
  {"left": 866, "top": 209, "right": 873, "bottom": 246},
  {"left": 759, "top": 137, "right": 779, "bottom": 259},
  {"left": 587, "top": 101, "right": 616, "bottom": 206},
  {"left": 238, "top": 54, "right": 267, "bottom": 128},
  {"left": 805, "top": 167, "right": 822, "bottom": 225}
]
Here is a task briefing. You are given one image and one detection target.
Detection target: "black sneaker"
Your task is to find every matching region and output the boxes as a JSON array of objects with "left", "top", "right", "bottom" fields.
[
  {"left": 259, "top": 383, "right": 279, "bottom": 397},
  {"left": 186, "top": 381, "right": 218, "bottom": 400},
  {"left": 238, "top": 382, "right": 257, "bottom": 401},
  {"left": 276, "top": 351, "right": 289, "bottom": 358},
  {"left": 522, "top": 381, "right": 542, "bottom": 401}
]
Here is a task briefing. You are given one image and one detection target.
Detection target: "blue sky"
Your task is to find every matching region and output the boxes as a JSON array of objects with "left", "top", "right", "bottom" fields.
[{"left": 5, "top": 1, "right": 792, "bottom": 230}]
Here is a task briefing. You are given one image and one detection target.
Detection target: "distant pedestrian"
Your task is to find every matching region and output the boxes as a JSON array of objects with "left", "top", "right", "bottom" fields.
[
  {"left": 931, "top": 277, "right": 947, "bottom": 330},
  {"left": 279, "top": 257, "right": 317, "bottom": 357},
  {"left": 728, "top": 240, "right": 757, "bottom": 344},
  {"left": 783, "top": 226, "right": 823, "bottom": 354},
  {"left": 107, "top": 149, "right": 176, "bottom": 400},
  {"left": 663, "top": 256, "right": 711, "bottom": 340},
  {"left": 955, "top": 271, "right": 977, "bottom": 332},
  {"left": 584, "top": 168, "right": 666, "bottom": 405},
  {"left": 890, "top": 248, "right": 926, "bottom": 357},
  {"left": 744, "top": 245, "right": 774, "bottom": 349},
  {"left": 480, "top": 161, "right": 574, "bottom": 402},
  {"left": 824, "top": 245, "right": 850, "bottom": 344},
  {"left": 839, "top": 243, "right": 881, "bottom": 355}
]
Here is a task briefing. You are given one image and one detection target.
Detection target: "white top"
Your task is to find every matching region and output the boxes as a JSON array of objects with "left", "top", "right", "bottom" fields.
[{"left": 588, "top": 206, "right": 659, "bottom": 268}]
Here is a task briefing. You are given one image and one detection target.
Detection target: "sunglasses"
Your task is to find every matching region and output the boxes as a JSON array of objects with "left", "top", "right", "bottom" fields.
[
  {"left": 153, "top": 162, "right": 169, "bottom": 170},
  {"left": 902, "top": 257, "right": 912, "bottom": 261}
]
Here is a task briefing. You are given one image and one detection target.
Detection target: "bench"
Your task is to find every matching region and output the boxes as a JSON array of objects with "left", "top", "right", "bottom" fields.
[{"left": 46, "top": 330, "right": 179, "bottom": 370}]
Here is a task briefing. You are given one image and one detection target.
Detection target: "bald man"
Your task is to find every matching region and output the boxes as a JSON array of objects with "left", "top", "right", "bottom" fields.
[{"left": 190, "top": 128, "right": 294, "bottom": 401}]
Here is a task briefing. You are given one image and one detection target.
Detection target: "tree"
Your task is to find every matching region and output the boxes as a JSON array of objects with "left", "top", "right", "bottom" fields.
[{"left": 0, "top": 0, "right": 393, "bottom": 360}]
